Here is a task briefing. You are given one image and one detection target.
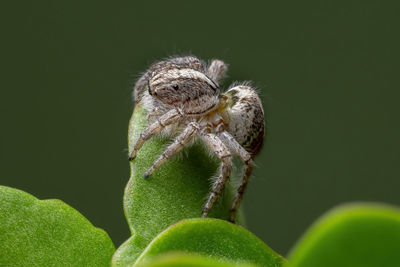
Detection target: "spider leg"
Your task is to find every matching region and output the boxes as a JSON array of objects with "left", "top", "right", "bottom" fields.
[
  {"left": 207, "top": 59, "right": 228, "bottom": 84},
  {"left": 143, "top": 122, "right": 199, "bottom": 178},
  {"left": 133, "top": 73, "right": 149, "bottom": 103},
  {"left": 218, "top": 131, "right": 254, "bottom": 223},
  {"left": 129, "top": 108, "right": 183, "bottom": 161},
  {"left": 201, "top": 131, "right": 232, "bottom": 218}
]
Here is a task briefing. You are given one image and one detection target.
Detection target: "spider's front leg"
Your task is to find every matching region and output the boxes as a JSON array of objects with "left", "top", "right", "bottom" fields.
[
  {"left": 129, "top": 108, "right": 183, "bottom": 161},
  {"left": 218, "top": 131, "right": 254, "bottom": 223},
  {"left": 143, "top": 122, "right": 199, "bottom": 178},
  {"left": 201, "top": 130, "right": 232, "bottom": 218}
]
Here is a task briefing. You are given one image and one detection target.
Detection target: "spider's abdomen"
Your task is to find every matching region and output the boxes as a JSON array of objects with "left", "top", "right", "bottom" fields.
[{"left": 224, "top": 85, "right": 265, "bottom": 157}]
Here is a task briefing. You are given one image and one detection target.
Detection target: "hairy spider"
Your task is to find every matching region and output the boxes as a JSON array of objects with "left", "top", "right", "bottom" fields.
[{"left": 129, "top": 56, "right": 265, "bottom": 222}]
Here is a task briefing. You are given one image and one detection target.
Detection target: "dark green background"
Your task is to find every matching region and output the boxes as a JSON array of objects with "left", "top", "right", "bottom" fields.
[{"left": 1, "top": 1, "right": 399, "bottom": 255}]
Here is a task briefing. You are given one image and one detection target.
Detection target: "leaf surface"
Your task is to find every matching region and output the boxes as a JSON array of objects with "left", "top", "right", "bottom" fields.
[
  {"left": 286, "top": 203, "right": 400, "bottom": 267},
  {"left": 0, "top": 186, "right": 115, "bottom": 266},
  {"left": 135, "top": 218, "right": 285, "bottom": 267},
  {"left": 137, "top": 252, "right": 256, "bottom": 267}
]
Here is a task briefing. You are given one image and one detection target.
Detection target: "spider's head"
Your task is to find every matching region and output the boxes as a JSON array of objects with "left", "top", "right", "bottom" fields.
[{"left": 148, "top": 68, "right": 220, "bottom": 115}]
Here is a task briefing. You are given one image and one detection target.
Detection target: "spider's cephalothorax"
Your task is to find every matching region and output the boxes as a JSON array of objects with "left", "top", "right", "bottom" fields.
[{"left": 130, "top": 56, "right": 265, "bottom": 222}]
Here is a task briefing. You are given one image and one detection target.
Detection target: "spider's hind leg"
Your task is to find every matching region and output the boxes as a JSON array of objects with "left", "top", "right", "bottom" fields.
[
  {"left": 201, "top": 131, "right": 232, "bottom": 218},
  {"left": 218, "top": 131, "right": 254, "bottom": 223}
]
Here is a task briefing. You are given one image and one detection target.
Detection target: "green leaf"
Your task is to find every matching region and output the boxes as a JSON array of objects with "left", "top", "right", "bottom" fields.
[
  {"left": 286, "top": 203, "right": 400, "bottom": 267},
  {"left": 135, "top": 218, "right": 285, "bottom": 267},
  {"left": 113, "top": 105, "right": 246, "bottom": 266},
  {"left": 136, "top": 252, "right": 256, "bottom": 267},
  {"left": 0, "top": 186, "right": 115, "bottom": 266}
]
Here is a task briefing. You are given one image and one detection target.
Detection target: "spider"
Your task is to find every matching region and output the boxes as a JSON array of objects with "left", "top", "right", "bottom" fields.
[{"left": 129, "top": 56, "right": 265, "bottom": 222}]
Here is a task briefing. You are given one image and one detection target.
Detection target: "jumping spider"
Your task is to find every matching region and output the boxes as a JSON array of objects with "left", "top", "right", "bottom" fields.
[{"left": 129, "top": 56, "right": 265, "bottom": 222}]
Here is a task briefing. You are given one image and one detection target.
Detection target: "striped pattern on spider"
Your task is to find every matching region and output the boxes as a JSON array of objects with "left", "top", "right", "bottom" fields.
[{"left": 129, "top": 56, "right": 265, "bottom": 223}]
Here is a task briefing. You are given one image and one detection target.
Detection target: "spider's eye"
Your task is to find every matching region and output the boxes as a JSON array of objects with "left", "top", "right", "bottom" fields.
[{"left": 172, "top": 84, "right": 179, "bottom": 90}]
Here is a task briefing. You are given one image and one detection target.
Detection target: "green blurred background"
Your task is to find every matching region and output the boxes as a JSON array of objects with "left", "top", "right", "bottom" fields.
[{"left": 1, "top": 0, "right": 399, "bottom": 256}]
